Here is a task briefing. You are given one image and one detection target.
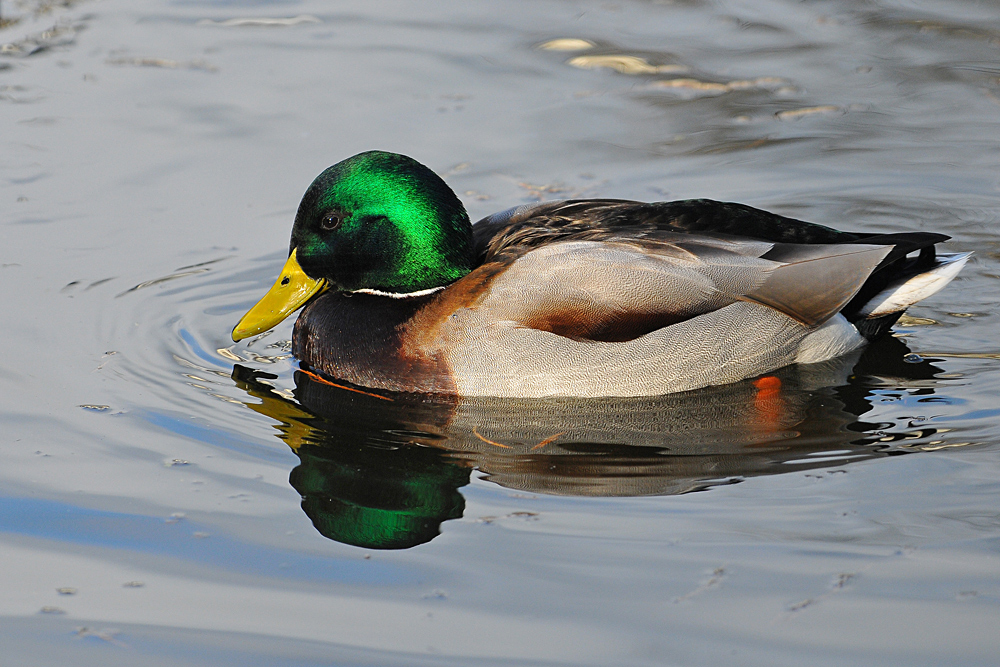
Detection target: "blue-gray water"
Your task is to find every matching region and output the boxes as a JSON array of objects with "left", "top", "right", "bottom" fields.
[{"left": 2, "top": 0, "right": 999, "bottom": 664}]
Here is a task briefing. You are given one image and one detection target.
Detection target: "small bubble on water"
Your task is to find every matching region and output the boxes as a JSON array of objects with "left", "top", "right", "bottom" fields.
[{"left": 903, "top": 353, "right": 923, "bottom": 363}]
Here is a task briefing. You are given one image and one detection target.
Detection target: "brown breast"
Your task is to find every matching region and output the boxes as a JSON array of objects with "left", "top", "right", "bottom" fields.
[{"left": 292, "top": 290, "right": 458, "bottom": 394}]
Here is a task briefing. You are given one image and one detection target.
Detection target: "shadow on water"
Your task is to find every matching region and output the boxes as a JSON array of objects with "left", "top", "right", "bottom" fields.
[{"left": 230, "top": 335, "right": 946, "bottom": 550}]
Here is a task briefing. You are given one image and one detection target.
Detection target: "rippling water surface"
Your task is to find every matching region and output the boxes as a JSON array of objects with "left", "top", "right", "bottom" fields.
[{"left": 2, "top": 0, "right": 999, "bottom": 664}]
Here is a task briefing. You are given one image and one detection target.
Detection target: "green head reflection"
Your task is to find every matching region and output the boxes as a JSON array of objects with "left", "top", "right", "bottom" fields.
[
  {"left": 291, "top": 442, "right": 468, "bottom": 550},
  {"left": 232, "top": 364, "right": 470, "bottom": 550}
]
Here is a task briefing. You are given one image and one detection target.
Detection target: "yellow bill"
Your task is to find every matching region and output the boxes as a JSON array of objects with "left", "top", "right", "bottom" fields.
[{"left": 232, "top": 248, "right": 328, "bottom": 342}]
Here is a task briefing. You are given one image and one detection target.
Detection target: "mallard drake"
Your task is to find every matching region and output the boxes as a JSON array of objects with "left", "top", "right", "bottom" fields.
[{"left": 232, "top": 150, "right": 968, "bottom": 398}]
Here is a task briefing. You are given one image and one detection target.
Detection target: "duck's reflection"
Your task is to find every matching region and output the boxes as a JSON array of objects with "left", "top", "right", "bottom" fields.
[{"left": 232, "top": 335, "right": 945, "bottom": 549}]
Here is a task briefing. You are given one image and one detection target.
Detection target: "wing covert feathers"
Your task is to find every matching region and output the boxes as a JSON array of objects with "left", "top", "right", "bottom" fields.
[
  {"left": 469, "top": 239, "right": 892, "bottom": 341},
  {"left": 744, "top": 244, "right": 892, "bottom": 326}
]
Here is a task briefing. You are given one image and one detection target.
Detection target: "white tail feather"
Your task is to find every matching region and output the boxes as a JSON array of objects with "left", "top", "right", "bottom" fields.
[{"left": 858, "top": 252, "right": 971, "bottom": 318}]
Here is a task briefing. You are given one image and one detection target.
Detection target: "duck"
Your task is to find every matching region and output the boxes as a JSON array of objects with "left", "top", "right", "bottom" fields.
[{"left": 232, "top": 150, "right": 969, "bottom": 398}]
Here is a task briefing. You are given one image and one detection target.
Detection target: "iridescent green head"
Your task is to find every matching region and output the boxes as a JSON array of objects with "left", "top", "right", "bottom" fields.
[
  {"left": 291, "top": 150, "right": 474, "bottom": 293},
  {"left": 231, "top": 151, "right": 473, "bottom": 342}
]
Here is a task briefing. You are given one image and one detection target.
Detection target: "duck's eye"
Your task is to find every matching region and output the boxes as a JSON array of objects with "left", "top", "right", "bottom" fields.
[{"left": 320, "top": 212, "right": 342, "bottom": 231}]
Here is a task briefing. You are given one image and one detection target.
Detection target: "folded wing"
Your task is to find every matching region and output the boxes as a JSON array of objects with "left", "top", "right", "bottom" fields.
[{"left": 477, "top": 236, "right": 892, "bottom": 341}]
